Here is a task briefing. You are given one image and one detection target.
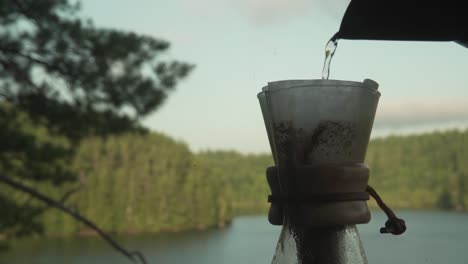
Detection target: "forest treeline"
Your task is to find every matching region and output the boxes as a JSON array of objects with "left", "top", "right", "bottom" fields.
[{"left": 1, "top": 106, "right": 467, "bottom": 236}]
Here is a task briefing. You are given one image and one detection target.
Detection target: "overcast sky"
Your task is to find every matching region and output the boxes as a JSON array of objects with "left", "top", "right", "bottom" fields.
[{"left": 81, "top": 0, "right": 468, "bottom": 153}]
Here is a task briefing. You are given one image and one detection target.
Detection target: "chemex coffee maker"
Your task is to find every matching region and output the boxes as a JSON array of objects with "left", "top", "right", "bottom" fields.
[{"left": 258, "top": 1, "right": 467, "bottom": 264}]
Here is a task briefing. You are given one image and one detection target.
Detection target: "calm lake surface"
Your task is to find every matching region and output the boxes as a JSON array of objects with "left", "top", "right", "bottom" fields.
[{"left": 1, "top": 210, "right": 468, "bottom": 264}]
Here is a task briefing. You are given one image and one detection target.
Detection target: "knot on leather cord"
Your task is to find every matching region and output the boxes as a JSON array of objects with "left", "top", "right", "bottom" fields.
[
  {"left": 366, "top": 185, "right": 407, "bottom": 235},
  {"left": 266, "top": 165, "right": 406, "bottom": 235}
]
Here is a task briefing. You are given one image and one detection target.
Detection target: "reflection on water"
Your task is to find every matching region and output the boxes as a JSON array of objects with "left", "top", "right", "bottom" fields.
[{"left": 1, "top": 211, "right": 468, "bottom": 264}]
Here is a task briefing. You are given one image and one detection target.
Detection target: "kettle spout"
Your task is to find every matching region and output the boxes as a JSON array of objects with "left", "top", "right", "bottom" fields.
[{"left": 336, "top": 0, "right": 468, "bottom": 48}]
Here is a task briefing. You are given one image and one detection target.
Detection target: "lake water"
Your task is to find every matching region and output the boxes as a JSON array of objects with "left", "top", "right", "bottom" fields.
[{"left": 1, "top": 210, "right": 468, "bottom": 264}]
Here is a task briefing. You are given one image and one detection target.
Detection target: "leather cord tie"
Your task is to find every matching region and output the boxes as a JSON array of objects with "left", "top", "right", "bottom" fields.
[
  {"left": 268, "top": 192, "right": 369, "bottom": 204},
  {"left": 267, "top": 185, "right": 406, "bottom": 235},
  {"left": 367, "top": 185, "right": 406, "bottom": 235},
  {"left": 265, "top": 164, "right": 407, "bottom": 233}
]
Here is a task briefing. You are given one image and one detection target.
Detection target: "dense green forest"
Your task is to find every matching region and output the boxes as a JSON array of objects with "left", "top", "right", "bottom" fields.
[
  {"left": 366, "top": 130, "right": 467, "bottom": 211},
  {"left": 1, "top": 104, "right": 467, "bottom": 237},
  {"left": 1, "top": 106, "right": 467, "bottom": 237}
]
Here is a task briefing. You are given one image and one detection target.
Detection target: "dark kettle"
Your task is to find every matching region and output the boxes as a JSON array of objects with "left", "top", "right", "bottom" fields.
[{"left": 336, "top": 0, "right": 468, "bottom": 48}]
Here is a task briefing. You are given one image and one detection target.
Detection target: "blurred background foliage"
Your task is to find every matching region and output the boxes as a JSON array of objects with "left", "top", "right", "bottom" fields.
[
  {"left": 2, "top": 104, "right": 467, "bottom": 238},
  {"left": 0, "top": 0, "right": 467, "bottom": 244}
]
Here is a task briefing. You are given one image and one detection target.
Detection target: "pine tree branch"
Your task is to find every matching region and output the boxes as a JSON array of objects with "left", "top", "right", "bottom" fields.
[
  {"left": 0, "top": 46, "right": 73, "bottom": 77},
  {"left": 59, "top": 185, "right": 82, "bottom": 203},
  {"left": 18, "top": 184, "right": 82, "bottom": 225},
  {"left": 0, "top": 172, "right": 147, "bottom": 264}
]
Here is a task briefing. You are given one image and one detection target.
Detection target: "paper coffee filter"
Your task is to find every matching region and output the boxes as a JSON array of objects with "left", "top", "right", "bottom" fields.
[
  {"left": 265, "top": 79, "right": 379, "bottom": 96},
  {"left": 267, "top": 79, "right": 366, "bottom": 92}
]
